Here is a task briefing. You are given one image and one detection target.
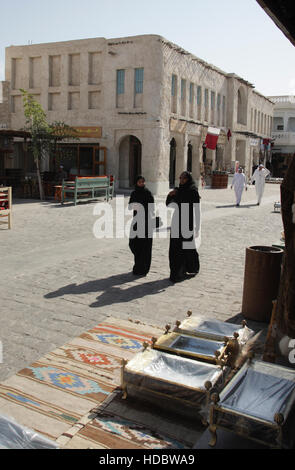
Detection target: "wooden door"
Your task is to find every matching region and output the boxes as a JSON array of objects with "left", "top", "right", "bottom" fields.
[
  {"left": 93, "top": 146, "right": 107, "bottom": 176},
  {"left": 129, "top": 137, "right": 141, "bottom": 187}
]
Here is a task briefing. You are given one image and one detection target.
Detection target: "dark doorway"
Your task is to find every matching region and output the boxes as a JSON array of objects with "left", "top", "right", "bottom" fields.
[
  {"left": 187, "top": 142, "right": 192, "bottom": 173},
  {"left": 0, "top": 152, "right": 4, "bottom": 177},
  {"left": 79, "top": 147, "right": 93, "bottom": 175},
  {"left": 129, "top": 136, "right": 142, "bottom": 187},
  {"left": 169, "top": 138, "right": 176, "bottom": 188}
]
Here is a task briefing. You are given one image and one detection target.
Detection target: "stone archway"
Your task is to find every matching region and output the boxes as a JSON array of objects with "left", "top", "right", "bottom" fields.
[
  {"left": 187, "top": 142, "right": 192, "bottom": 173},
  {"left": 169, "top": 138, "right": 177, "bottom": 188},
  {"left": 237, "top": 86, "right": 248, "bottom": 125},
  {"left": 236, "top": 140, "right": 246, "bottom": 168},
  {"left": 119, "top": 135, "right": 142, "bottom": 188},
  {"left": 215, "top": 145, "right": 224, "bottom": 170}
]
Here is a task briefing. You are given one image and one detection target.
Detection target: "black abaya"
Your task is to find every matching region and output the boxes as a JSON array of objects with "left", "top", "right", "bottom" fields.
[
  {"left": 166, "top": 180, "right": 200, "bottom": 281},
  {"left": 128, "top": 186, "right": 154, "bottom": 276}
]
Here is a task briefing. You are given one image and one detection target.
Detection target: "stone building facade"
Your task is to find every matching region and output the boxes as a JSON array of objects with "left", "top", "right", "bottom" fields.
[
  {"left": 267, "top": 95, "right": 295, "bottom": 178},
  {"left": 0, "top": 81, "right": 10, "bottom": 129},
  {"left": 3, "top": 34, "right": 274, "bottom": 193}
]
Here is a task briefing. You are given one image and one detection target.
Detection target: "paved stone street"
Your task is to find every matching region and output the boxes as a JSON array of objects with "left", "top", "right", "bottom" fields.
[{"left": 0, "top": 183, "right": 283, "bottom": 381}]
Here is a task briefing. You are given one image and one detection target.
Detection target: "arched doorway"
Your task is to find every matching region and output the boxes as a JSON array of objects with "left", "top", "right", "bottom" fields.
[
  {"left": 187, "top": 142, "right": 192, "bottom": 173},
  {"left": 216, "top": 145, "right": 224, "bottom": 170},
  {"left": 237, "top": 87, "right": 247, "bottom": 125},
  {"left": 236, "top": 140, "right": 246, "bottom": 168},
  {"left": 119, "top": 135, "right": 142, "bottom": 188},
  {"left": 169, "top": 138, "right": 176, "bottom": 188},
  {"left": 129, "top": 136, "right": 142, "bottom": 186}
]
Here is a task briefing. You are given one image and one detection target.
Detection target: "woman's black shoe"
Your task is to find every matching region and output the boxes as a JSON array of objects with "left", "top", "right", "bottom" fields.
[
  {"left": 133, "top": 271, "right": 147, "bottom": 277},
  {"left": 169, "top": 276, "right": 185, "bottom": 283},
  {"left": 185, "top": 272, "right": 198, "bottom": 278}
]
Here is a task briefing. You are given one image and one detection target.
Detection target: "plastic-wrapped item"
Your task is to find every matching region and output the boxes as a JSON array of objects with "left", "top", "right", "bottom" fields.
[
  {"left": 208, "top": 359, "right": 295, "bottom": 449},
  {"left": 152, "top": 332, "right": 227, "bottom": 365},
  {"left": 121, "top": 349, "right": 227, "bottom": 420},
  {"left": 174, "top": 316, "right": 254, "bottom": 346},
  {"left": 0, "top": 415, "right": 59, "bottom": 449}
]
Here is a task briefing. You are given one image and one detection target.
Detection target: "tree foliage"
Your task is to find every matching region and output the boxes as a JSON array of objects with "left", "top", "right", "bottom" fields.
[
  {"left": 21, "top": 90, "right": 79, "bottom": 161},
  {"left": 20, "top": 89, "right": 79, "bottom": 200},
  {"left": 21, "top": 89, "right": 51, "bottom": 164}
]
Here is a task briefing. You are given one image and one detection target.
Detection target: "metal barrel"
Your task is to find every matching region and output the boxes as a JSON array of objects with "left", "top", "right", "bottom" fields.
[{"left": 242, "top": 246, "right": 283, "bottom": 322}]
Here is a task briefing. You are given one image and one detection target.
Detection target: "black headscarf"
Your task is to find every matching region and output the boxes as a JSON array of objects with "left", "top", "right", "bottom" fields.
[
  {"left": 179, "top": 172, "right": 199, "bottom": 192},
  {"left": 175, "top": 172, "right": 200, "bottom": 204},
  {"left": 129, "top": 176, "right": 154, "bottom": 207}
]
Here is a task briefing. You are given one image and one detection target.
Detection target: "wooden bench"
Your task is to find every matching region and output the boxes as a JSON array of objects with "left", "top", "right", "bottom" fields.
[
  {"left": 0, "top": 186, "right": 12, "bottom": 229},
  {"left": 61, "top": 176, "right": 112, "bottom": 205}
]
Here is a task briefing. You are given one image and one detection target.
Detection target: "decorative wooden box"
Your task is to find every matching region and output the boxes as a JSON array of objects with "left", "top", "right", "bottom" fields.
[
  {"left": 121, "top": 348, "right": 226, "bottom": 419},
  {"left": 208, "top": 358, "right": 295, "bottom": 449},
  {"left": 151, "top": 332, "right": 228, "bottom": 365},
  {"left": 173, "top": 312, "right": 254, "bottom": 345},
  {"left": 151, "top": 321, "right": 241, "bottom": 369}
]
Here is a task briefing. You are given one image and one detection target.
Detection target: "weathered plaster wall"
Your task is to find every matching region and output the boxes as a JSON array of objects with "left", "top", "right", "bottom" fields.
[{"left": 4, "top": 34, "right": 274, "bottom": 192}]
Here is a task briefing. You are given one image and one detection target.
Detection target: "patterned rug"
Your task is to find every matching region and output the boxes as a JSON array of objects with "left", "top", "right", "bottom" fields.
[{"left": 0, "top": 318, "right": 202, "bottom": 449}]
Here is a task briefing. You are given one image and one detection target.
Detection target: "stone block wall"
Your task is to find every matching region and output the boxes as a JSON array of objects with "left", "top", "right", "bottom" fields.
[{"left": 0, "top": 81, "right": 10, "bottom": 128}]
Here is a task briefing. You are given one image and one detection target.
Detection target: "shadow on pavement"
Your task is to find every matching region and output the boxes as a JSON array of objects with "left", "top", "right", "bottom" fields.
[
  {"left": 216, "top": 203, "right": 258, "bottom": 209},
  {"left": 46, "top": 199, "right": 106, "bottom": 209},
  {"left": 44, "top": 272, "right": 171, "bottom": 308},
  {"left": 12, "top": 199, "right": 43, "bottom": 205},
  {"left": 13, "top": 199, "right": 107, "bottom": 208},
  {"left": 89, "top": 278, "right": 171, "bottom": 308}
]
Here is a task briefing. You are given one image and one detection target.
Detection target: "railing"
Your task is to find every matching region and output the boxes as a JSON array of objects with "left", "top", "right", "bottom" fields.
[
  {"left": 269, "top": 96, "right": 295, "bottom": 104},
  {"left": 272, "top": 131, "right": 295, "bottom": 145}
]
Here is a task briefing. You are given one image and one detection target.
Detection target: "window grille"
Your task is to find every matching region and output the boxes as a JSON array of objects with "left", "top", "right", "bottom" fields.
[
  {"left": 117, "top": 70, "right": 125, "bottom": 95},
  {"left": 134, "top": 68, "right": 144, "bottom": 94}
]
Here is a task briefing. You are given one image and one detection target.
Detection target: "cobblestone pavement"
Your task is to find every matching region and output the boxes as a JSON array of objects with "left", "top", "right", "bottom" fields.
[{"left": 0, "top": 183, "right": 283, "bottom": 381}]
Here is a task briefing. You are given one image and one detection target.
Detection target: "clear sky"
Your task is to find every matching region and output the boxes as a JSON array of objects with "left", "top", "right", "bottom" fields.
[{"left": 1, "top": 0, "right": 295, "bottom": 97}]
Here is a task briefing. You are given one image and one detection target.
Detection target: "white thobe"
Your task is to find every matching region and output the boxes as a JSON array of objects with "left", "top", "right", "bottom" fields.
[
  {"left": 251, "top": 168, "right": 270, "bottom": 204},
  {"left": 232, "top": 172, "right": 247, "bottom": 205}
]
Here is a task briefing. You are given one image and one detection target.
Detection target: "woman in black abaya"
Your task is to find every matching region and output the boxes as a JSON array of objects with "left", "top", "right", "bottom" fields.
[
  {"left": 166, "top": 171, "right": 201, "bottom": 283},
  {"left": 129, "top": 176, "right": 154, "bottom": 276}
]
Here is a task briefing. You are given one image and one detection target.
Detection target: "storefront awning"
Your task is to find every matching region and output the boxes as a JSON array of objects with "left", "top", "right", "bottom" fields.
[
  {"left": 0, "top": 129, "right": 31, "bottom": 139},
  {"left": 257, "top": 0, "right": 295, "bottom": 48}
]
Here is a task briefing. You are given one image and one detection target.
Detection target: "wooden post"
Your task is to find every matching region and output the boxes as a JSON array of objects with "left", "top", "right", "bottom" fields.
[
  {"left": 0, "top": 186, "right": 12, "bottom": 229},
  {"left": 262, "top": 300, "right": 278, "bottom": 363},
  {"left": 276, "top": 157, "right": 295, "bottom": 338},
  {"left": 8, "top": 186, "right": 12, "bottom": 229}
]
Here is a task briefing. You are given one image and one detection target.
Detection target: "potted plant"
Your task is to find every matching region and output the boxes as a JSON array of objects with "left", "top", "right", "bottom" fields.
[{"left": 211, "top": 169, "right": 228, "bottom": 188}]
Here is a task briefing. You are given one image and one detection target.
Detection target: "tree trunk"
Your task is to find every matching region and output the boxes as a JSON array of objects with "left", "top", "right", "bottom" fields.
[
  {"left": 276, "top": 157, "right": 295, "bottom": 338},
  {"left": 36, "top": 158, "right": 44, "bottom": 201}
]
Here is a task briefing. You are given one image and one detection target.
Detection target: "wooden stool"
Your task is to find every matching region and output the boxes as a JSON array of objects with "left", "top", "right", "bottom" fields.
[{"left": 54, "top": 185, "right": 62, "bottom": 202}]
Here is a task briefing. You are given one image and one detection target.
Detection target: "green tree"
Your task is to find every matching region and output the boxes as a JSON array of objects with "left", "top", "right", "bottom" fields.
[
  {"left": 49, "top": 121, "right": 79, "bottom": 169},
  {"left": 21, "top": 90, "right": 78, "bottom": 200}
]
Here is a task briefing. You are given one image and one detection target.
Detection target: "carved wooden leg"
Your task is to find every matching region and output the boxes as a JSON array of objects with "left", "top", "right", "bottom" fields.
[
  {"left": 208, "top": 394, "right": 219, "bottom": 447},
  {"left": 274, "top": 413, "right": 284, "bottom": 449},
  {"left": 209, "top": 425, "right": 217, "bottom": 447},
  {"left": 121, "top": 359, "right": 128, "bottom": 399},
  {"left": 121, "top": 385, "right": 128, "bottom": 400}
]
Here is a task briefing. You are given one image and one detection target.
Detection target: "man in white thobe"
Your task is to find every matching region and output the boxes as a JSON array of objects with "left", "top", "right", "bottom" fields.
[
  {"left": 251, "top": 164, "right": 270, "bottom": 205},
  {"left": 231, "top": 168, "right": 247, "bottom": 206}
]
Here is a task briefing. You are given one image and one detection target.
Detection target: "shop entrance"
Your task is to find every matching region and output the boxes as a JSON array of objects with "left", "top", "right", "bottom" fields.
[
  {"left": 119, "top": 135, "right": 142, "bottom": 188},
  {"left": 57, "top": 144, "right": 107, "bottom": 178},
  {"left": 129, "top": 136, "right": 142, "bottom": 186}
]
